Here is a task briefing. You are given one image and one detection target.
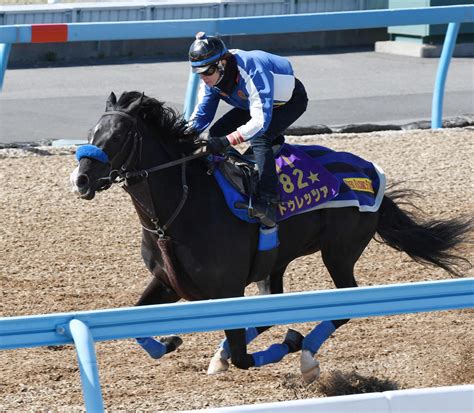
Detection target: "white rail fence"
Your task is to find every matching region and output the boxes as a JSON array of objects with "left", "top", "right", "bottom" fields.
[{"left": 190, "top": 385, "right": 474, "bottom": 413}]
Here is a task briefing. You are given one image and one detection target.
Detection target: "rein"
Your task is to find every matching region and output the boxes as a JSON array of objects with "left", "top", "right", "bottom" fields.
[
  {"left": 81, "top": 109, "right": 208, "bottom": 237},
  {"left": 123, "top": 150, "right": 208, "bottom": 179}
]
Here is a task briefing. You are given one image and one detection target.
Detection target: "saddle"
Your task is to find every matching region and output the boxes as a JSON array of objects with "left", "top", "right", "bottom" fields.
[
  {"left": 218, "top": 145, "right": 279, "bottom": 201},
  {"left": 208, "top": 134, "right": 286, "bottom": 200}
]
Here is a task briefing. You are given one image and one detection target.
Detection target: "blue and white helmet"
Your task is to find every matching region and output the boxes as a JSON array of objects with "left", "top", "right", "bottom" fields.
[{"left": 188, "top": 32, "right": 228, "bottom": 74}]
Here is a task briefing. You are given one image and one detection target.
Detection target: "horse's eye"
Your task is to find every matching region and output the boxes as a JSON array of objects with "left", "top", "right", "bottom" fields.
[{"left": 85, "top": 128, "right": 94, "bottom": 142}]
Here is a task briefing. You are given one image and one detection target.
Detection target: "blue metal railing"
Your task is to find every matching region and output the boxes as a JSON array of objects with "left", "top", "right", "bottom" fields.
[
  {"left": 1, "top": 278, "right": 473, "bottom": 411},
  {"left": 0, "top": 5, "right": 473, "bottom": 127},
  {"left": 431, "top": 22, "right": 461, "bottom": 129}
]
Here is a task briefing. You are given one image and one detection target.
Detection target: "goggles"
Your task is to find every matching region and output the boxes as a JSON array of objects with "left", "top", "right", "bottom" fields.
[{"left": 199, "top": 65, "right": 218, "bottom": 77}]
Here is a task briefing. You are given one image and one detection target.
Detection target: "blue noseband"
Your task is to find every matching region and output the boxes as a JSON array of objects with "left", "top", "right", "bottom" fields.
[{"left": 76, "top": 144, "right": 110, "bottom": 164}]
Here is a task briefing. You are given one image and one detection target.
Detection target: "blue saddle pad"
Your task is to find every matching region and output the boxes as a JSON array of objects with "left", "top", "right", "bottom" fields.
[{"left": 213, "top": 143, "right": 386, "bottom": 224}]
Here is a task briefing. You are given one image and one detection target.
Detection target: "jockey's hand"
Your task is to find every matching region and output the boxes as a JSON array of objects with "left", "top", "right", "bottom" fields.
[{"left": 207, "top": 136, "right": 230, "bottom": 155}]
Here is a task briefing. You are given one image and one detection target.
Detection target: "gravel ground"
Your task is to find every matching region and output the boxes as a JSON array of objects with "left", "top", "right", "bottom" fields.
[{"left": 0, "top": 128, "right": 473, "bottom": 412}]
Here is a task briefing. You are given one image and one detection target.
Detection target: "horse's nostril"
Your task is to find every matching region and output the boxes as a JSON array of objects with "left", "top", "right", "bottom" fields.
[{"left": 76, "top": 174, "right": 89, "bottom": 188}]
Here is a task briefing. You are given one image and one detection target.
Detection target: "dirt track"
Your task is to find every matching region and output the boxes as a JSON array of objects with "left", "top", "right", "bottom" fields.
[{"left": 0, "top": 128, "right": 473, "bottom": 411}]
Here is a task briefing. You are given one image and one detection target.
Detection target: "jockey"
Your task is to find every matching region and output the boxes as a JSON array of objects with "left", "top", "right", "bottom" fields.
[{"left": 187, "top": 32, "right": 308, "bottom": 228}]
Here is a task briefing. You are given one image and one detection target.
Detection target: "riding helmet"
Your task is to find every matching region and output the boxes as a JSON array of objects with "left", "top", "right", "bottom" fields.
[{"left": 188, "top": 32, "right": 228, "bottom": 74}]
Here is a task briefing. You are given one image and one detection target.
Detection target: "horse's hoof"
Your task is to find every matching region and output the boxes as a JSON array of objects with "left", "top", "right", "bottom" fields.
[
  {"left": 300, "top": 349, "right": 320, "bottom": 384},
  {"left": 159, "top": 336, "right": 183, "bottom": 354},
  {"left": 283, "top": 328, "right": 304, "bottom": 353},
  {"left": 207, "top": 348, "right": 230, "bottom": 375}
]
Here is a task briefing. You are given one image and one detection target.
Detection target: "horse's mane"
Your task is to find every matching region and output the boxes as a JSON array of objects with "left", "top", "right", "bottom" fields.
[{"left": 115, "top": 91, "right": 199, "bottom": 150}]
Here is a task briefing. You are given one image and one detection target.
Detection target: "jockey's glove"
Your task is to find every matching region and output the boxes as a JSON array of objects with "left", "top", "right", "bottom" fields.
[{"left": 207, "top": 136, "right": 230, "bottom": 155}]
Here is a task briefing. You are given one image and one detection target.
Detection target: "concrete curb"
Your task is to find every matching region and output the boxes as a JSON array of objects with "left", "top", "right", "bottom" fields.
[
  {"left": 1, "top": 115, "right": 473, "bottom": 149},
  {"left": 286, "top": 115, "right": 474, "bottom": 136}
]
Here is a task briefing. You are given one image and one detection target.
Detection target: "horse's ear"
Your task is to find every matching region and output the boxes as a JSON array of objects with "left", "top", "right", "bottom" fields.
[
  {"left": 127, "top": 92, "right": 145, "bottom": 115},
  {"left": 106, "top": 92, "right": 117, "bottom": 111}
]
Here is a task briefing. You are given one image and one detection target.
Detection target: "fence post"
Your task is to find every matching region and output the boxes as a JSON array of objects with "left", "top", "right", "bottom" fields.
[
  {"left": 431, "top": 22, "right": 460, "bottom": 129},
  {"left": 183, "top": 71, "right": 200, "bottom": 121},
  {"left": 69, "top": 319, "right": 105, "bottom": 413},
  {"left": 0, "top": 43, "right": 11, "bottom": 91}
]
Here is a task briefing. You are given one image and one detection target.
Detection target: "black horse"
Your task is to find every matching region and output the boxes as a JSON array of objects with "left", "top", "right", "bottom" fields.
[{"left": 70, "top": 91, "right": 470, "bottom": 383}]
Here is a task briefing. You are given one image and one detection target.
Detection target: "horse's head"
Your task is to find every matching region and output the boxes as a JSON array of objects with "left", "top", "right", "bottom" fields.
[
  {"left": 71, "top": 91, "right": 201, "bottom": 200},
  {"left": 70, "top": 92, "right": 145, "bottom": 200}
]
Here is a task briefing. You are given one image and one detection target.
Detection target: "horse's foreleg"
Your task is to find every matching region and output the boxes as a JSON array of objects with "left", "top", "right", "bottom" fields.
[
  {"left": 210, "top": 270, "right": 304, "bottom": 372},
  {"left": 211, "top": 327, "right": 303, "bottom": 373},
  {"left": 135, "top": 275, "right": 182, "bottom": 359},
  {"left": 216, "top": 328, "right": 303, "bottom": 372},
  {"left": 208, "top": 325, "right": 268, "bottom": 374},
  {"left": 136, "top": 336, "right": 183, "bottom": 359},
  {"left": 224, "top": 329, "right": 255, "bottom": 370}
]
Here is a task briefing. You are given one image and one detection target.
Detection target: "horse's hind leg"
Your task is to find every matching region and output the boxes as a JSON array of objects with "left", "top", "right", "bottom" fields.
[
  {"left": 135, "top": 276, "right": 183, "bottom": 359},
  {"left": 208, "top": 268, "right": 288, "bottom": 374},
  {"left": 300, "top": 209, "right": 378, "bottom": 383}
]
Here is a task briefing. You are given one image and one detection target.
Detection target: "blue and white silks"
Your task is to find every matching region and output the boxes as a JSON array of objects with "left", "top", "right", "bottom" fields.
[{"left": 189, "top": 49, "right": 295, "bottom": 141}]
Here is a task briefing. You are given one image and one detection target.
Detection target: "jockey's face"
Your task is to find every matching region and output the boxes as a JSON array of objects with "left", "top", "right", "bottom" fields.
[{"left": 199, "top": 60, "right": 225, "bottom": 87}]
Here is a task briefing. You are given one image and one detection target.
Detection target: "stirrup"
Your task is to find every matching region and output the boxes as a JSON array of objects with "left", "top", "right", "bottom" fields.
[
  {"left": 235, "top": 198, "right": 277, "bottom": 227},
  {"left": 250, "top": 198, "right": 277, "bottom": 227}
]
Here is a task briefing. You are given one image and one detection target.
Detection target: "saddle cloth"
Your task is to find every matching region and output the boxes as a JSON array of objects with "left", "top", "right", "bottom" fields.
[{"left": 212, "top": 143, "right": 386, "bottom": 224}]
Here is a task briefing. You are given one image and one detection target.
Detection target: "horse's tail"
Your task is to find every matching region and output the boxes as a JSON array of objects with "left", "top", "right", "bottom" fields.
[{"left": 375, "top": 189, "right": 472, "bottom": 276}]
